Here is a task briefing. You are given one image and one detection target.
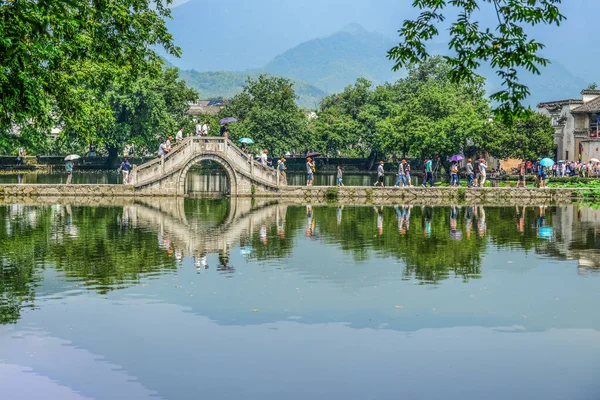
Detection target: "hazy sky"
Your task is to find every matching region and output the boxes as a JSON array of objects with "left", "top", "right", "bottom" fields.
[{"left": 166, "top": 0, "right": 599, "bottom": 80}]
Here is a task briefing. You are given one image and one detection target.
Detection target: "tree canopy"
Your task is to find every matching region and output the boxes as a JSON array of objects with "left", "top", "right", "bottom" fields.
[
  {"left": 312, "top": 57, "right": 554, "bottom": 163},
  {"left": 388, "top": 0, "right": 565, "bottom": 121},
  {"left": 60, "top": 67, "right": 197, "bottom": 158},
  {"left": 313, "top": 57, "right": 490, "bottom": 161},
  {"left": 0, "top": 0, "right": 179, "bottom": 130},
  {"left": 221, "top": 74, "right": 310, "bottom": 156}
]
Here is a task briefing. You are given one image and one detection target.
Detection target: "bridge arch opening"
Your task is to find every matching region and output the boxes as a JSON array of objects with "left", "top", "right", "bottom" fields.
[{"left": 178, "top": 154, "right": 238, "bottom": 196}]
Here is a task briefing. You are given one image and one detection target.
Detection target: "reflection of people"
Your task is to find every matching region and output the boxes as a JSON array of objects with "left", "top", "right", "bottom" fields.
[
  {"left": 394, "top": 205, "right": 406, "bottom": 235},
  {"left": 217, "top": 250, "right": 234, "bottom": 275},
  {"left": 374, "top": 206, "right": 384, "bottom": 235},
  {"left": 336, "top": 205, "right": 343, "bottom": 226},
  {"left": 477, "top": 206, "right": 486, "bottom": 237},
  {"left": 516, "top": 206, "right": 526, "bottom": 233},
  {"left": 422, "top": 206, "right": 432, "bottom": 237},
  {"left": 450, "top": 205, "right": 459, "bottom": 231},
  {"left": 195, "top": 254, "right": 208, "bottom": 272},
  {"left": 260, "top": 224, "right": 268, "bottom": 245},
  {"left": 465, "top": 206, "right": 474, "bottom": 238},
  {"left": 306, "top": 205, "right": 315, "bottom": 238},
  {"left": 278, "top": 212, "right": 286, "bottom": 239},
  {"left": 536, "top": 206, "right": 547, "bottom": 229}
]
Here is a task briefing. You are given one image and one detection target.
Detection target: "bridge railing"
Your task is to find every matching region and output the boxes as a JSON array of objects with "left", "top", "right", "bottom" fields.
[
  {"left": 224, "top": 140, "right": 280, "bottom": 186},
  {"left": 132, "top": 136, "right": 281, "bottom": 188},
  {"left": 133, "top": 137, "right": 195, "bottom": 186}
]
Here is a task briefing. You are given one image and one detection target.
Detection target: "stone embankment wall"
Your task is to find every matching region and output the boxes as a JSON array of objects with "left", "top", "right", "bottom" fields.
[
  {"left": 0, "top": 184, "right": 595, "bottom": 204},
  {"left": 0, "top": 184, "right": 163, "bottom": 197},
  {"left": 265, "top": 186, "right": 592, "bottom": 204}
]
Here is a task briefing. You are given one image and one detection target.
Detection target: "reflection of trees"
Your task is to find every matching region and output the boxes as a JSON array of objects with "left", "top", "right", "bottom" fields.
[
  {"left": 3, "top": 200, "right": 599, "bottom": 325},
  {"left": 484, "top": 206, "right": 553, "bottom": 251},
  {"left": 47, "top": 207, "right": 176, "bottom": 291},
  {"left": 305, "top": 206, "right": 486, "bottom": 283},
  {"left": 0, "top": 205, "right": 176, "bottom": 324}
]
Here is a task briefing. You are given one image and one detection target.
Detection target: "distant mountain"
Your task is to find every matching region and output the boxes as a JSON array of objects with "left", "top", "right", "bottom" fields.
[
  {"left": 176, "top": 24, "right": 402, "bottom": 108},
  {"left": 263, "top": 23, "right": 402, "bottom": 93},
  {"left": 178, "top": 70, "right": 328, "bottom": 109},
  {"left": 173, "top": 22, "right": 587, "bottom": 110}
]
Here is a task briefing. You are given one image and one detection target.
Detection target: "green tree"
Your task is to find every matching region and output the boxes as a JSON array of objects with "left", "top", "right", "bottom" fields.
[
  {"left": 314, "top": 57, "right": 491, "bottom": 165},
  {"left": 222, "top": 75, "right": 311, "bottom": 156},
  {"left": 482, "top": 111, "right": 555, "bottom": 160},
  {"left": 0, "top": 0, "right": 180, "bottom": 134},
  {"left": 388, "top": 0, "right": 565, "bottom": 121},
  {"left": 59, "top": 67, "right": 197, "bottom": 160}
]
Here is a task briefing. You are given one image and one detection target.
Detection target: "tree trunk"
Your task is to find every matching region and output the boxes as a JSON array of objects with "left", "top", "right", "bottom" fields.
[
  {"left": 366, "top": 150, "right": 380, "bottom": 170},
  {"left": 107, "top": 146, "right": 121, "bottom": 168}
]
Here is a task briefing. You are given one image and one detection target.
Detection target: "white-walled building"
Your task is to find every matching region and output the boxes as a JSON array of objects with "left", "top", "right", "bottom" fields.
[{"left": 538, "top": 89, "right": 600, "bottom": 161}]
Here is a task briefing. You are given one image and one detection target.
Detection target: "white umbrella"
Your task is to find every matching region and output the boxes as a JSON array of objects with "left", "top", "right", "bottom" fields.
[
  {"left": 590, "top": 158, "right": 599, "bottom": 163},
  {"left": 64, "top": 154, "right": 80, "bottom": 161}
]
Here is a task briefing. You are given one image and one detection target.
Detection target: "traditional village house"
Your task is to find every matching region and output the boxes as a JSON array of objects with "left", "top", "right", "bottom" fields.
[{"left": 538, "top": 89, "right": 600, "bottom": 161}]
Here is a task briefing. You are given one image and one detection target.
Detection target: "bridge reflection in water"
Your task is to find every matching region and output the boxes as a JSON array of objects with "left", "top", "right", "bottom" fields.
[{"left": 125, "top": 197, "right": 288, "bottom": 266}]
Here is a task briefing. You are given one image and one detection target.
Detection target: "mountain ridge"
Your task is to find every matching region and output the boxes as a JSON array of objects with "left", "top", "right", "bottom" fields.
[{"left": 176, "top": 23, "right": 589, "bottom": 109}]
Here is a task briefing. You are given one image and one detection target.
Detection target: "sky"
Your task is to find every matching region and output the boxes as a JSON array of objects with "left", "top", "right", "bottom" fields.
[{"left": 165, "top": 0, "right": 600, "bottom": 81}]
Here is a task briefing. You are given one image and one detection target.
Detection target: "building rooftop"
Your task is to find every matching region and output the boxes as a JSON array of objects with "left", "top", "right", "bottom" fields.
[
  {"left": 571, "top": 96, "right": 600, "bottom": 114},
  {"left": 537, "top": 99, "right": 583, "bottom": 108},
  {"left": 187, "top": 100, "right": 228, "bottom": 116},
  {"left": 581, "top": 89, "right": 600, "bottom": 95}
]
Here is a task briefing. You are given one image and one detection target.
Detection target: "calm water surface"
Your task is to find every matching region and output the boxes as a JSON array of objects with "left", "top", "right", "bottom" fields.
[{"left": 0, "top": 199, "right": 599, "bottom": 400}]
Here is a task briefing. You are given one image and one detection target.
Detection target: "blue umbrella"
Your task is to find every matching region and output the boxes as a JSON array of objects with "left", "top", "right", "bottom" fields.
[
  {"left": 238, "top": 138, "right": 254, "bottom": 144},
  {"left": 219, "top": 117, "right": 237, "bottom": 125},
  {"left": 540, "top": 158, "right": 555, "bottom": 167},
  {"left": 538, "top": 226, "right": 553, "bottom": 239}
]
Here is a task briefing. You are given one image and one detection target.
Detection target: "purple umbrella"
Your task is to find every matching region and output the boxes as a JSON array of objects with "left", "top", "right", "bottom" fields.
[
  {"left": 219, "top": 117, "right": 237, "bottom": 125},
  {"left": 449, "top": 154, "right": 464, "bottom": 162},
  {"left": 306, "top": 152, "right": 321, "bottom": 158}
]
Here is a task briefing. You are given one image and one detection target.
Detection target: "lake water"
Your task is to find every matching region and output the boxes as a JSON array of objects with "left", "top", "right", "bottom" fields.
[{"left": 0, "top": 199, "right": 599, "bottom": 400}]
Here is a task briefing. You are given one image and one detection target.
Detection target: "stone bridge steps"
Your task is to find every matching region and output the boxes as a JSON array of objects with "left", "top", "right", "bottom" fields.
[{"left": 130, "top": 137, "right": 281, "bottom": 196}]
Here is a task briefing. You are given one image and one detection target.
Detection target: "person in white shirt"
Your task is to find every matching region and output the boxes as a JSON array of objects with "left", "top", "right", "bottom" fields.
[
  {"left": 479, "top": 158, "right": 488, "bottom": 187},
  {"left": 257, "top": 149, "right": 271, "bottom": 166},
  {"left": 201, "top": 121, "right": 210, "bottom": 136},
  {"left": 176, "top": 127, "right": 184, "bottom": 142},
  {"left": 195, "top": 121, "right": 202, "bottom": 136}
]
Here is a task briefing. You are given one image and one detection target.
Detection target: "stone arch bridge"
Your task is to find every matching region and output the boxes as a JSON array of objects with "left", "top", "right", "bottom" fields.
[{"left": 131, "top": 137, "right": 282, "bottom": 196}]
